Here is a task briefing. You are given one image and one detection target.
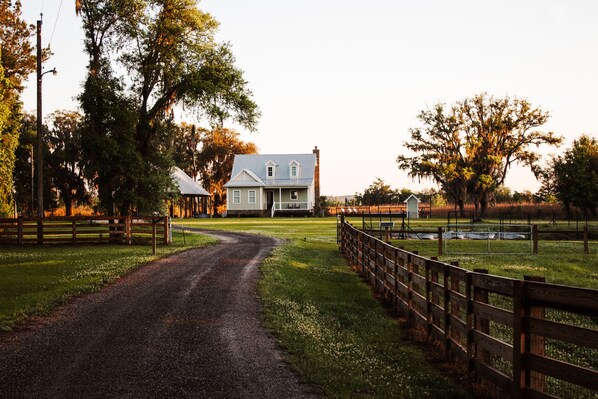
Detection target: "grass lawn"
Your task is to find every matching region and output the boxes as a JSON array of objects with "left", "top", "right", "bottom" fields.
[
  {"left": 0, "top": 231, "right": 216, "bottom": 331},
  {"left": 343, "top": 215, "right": 598, "bottom": 289},
  {"left": 176, "top": 217, "right": 470, "bottom": 398}
]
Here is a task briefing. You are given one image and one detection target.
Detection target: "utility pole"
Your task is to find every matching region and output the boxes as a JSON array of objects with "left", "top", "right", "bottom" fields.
[
  {"left": 31, "top": 146, "right": 34, "bottom": 216},
  {"left": 36, "top": 18, "right": 43, "bottom": 219},
  {"left": 36, "top": 16, "right": 56, "bottom": 220}
]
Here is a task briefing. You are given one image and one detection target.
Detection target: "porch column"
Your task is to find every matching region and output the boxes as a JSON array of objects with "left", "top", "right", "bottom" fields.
[{"left": 279, "top": 187, "right": 282, "bottom": 210}]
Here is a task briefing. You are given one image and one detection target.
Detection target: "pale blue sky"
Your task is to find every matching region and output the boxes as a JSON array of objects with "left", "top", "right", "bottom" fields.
[{"left": 21, "top": 1, "right": 598, "bottom": 196}]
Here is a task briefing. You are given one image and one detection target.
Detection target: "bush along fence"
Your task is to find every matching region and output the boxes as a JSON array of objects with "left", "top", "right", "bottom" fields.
[
  {"left": 0, "top": 216, "right": 170, "bottom": 251},
  {"left": 339, "top": 217, "right": 598, "bottom": 399}
]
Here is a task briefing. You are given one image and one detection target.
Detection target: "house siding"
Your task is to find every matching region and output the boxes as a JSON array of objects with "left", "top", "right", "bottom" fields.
[{"left": 227, "top": 188, "right": 263, "bottom": 211}]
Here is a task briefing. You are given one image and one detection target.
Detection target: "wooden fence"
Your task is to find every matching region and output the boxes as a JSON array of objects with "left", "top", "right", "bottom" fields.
[
  {"left": 339, "top": 217, "right": 598, "bottom": 398},
  {"left": 0, "top": 216, "right": 169, "bottom": 246}
]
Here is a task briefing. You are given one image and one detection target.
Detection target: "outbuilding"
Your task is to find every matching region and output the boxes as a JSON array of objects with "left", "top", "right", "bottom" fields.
[
  {"left": 404, "top": 194, "right": 420, "bottom": 219},
  {"left": 169, "top": 167, "right": 211, "bottom": 218}
]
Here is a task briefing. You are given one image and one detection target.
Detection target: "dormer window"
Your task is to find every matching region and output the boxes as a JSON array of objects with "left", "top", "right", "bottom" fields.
[
  {"left": 289, "top": 160, "right": 301, "bottom": 179},
  {"left": 266, "top": 160, "right": 277, "bottom": 179}
]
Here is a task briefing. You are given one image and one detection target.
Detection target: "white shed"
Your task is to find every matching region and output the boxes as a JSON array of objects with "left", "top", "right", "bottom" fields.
[{"left": 404, "top": 194, "right": 420, "bottom": 219}]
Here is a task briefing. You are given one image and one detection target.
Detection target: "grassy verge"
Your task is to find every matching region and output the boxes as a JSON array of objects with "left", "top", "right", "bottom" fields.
[
  {"left": 177, "top": 217, "right": 469, "bottom": 398},
  {"left": 0, "top": 231, "right": 216, "bottom": 331}
]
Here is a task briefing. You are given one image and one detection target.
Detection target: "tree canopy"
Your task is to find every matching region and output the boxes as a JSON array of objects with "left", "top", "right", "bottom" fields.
[
  {"left": 195, "top": 127, "right": 257, "bottom": 215},
  {"left": 46, "top": 111, "right": 90, "bottom": 216},
  {"left": 398, "top": 93, "right": 561, "bottom": 216},
  {"left": 541, "top": 135, "right": 598, "bottom": 218},
  {"left": 0, "top": 1, "right": 37, "bottom": 216},
  {"left": 76, "top": 0, "right": 259, "bottom": 216}
]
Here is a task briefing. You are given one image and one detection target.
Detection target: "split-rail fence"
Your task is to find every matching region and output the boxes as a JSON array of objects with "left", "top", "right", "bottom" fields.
[
  {"left": 0, "top": 216, "right": 169, "bottom": 247},
  {"left": 339, "top": 217, "right": 598, "bottom": 398}
]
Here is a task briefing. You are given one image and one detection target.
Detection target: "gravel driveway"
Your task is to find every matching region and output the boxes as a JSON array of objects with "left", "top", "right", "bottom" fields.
[{"left": 0, "top": 230, "right": 318, "bottom": 398}]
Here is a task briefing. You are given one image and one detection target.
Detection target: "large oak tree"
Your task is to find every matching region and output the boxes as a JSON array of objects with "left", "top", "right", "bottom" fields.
[
  {"left": 76, "top": 0, "right": 259, "bottom": 215},
  {"left": 398, "top": 93, "right": 561, "bottom": 217}
]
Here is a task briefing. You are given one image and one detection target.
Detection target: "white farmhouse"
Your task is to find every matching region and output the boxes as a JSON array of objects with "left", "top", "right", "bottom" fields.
[{"left": 224, "top": 147, "right": 321, "bottom": 217}]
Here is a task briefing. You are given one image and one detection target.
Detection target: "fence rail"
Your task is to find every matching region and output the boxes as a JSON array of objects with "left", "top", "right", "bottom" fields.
[
  {"left": 0, "top": 216, "right": 169, "bottom": 246},
  {"left": 339, "top": 217, "right": 598, "bottom": 398}
]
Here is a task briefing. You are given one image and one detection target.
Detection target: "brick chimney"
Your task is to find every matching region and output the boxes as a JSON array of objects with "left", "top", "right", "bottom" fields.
[{"left": 313, "top": 146, "right": 320, "bottom": 215}]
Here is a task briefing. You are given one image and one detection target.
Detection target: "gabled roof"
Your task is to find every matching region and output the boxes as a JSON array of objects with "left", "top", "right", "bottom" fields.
[
  {"left": 224, "top": 153, "right": 316, "bottom": 188},
  {"left": 224, "top": 168, "right": 265, "bottom": 188},
  {"left": 172, "top": 167, "right": 210, "bottom": 196},
  {"left": 404, "top": 194, "right": 420, "bottom": 203}
]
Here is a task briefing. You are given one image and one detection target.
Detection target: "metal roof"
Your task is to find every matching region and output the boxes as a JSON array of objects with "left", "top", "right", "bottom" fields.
[
  {"left": 172, "top": 167, "right": 210, "bottom": 196},
  {"left": 224, "top": 153, "right": 316, "bottom": 188}
]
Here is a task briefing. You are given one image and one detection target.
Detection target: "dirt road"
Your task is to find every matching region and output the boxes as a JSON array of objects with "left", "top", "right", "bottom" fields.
[{"left": 0, "top": 230, "right": 317, "bottom": 398}]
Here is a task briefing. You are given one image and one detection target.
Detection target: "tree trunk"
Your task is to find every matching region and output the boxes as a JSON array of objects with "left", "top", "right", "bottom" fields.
[
  {"left": 479, "top": 198, "right": 488, "bottom": 218},
  {"left": 457, "top": 199, "right": 465, "bottom": 218}
]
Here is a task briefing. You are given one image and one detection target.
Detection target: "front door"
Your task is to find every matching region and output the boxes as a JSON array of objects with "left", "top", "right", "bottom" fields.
[{"left": 266, "top": 191, "right": 274, "bottom": 211}]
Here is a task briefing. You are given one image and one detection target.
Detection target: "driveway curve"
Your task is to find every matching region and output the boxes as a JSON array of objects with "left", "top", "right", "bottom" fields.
[{"left": 0, "top": 230, "right": 318, "bottom": 398}]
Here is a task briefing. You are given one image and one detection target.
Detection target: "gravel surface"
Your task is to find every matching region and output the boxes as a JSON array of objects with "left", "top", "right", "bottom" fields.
[{"left": 0, "top": 230, "right": 318, "bottom": 399}]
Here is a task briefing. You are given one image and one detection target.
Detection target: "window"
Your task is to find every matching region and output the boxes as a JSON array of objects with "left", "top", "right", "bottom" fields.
[
  {"left": 290, "top": 190, "right": 299, "bottom": 201},
  {"left": 233, "top": 190, "right": 241, "bottom": 204},
  {"left": 248, "top": 190, "right": 256, "bottom": 204},
  {"left": 289, "top": 160, "right": 300, "bottom": 179},
  {"left": 266, "top": 160, "right": 277, "bottom": 179}
]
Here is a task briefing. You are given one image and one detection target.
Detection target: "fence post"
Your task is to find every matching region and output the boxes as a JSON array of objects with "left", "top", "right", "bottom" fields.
[
  {"left": 472, "top": 269, "right": 490, "bottom": 367},
  {"left": 72, "top": 217, "right": 77, "bottom": 244},
  {"left": 407, "top": 253, "right": 414, "bottom": 320},
  {"left": 430, "top": 257, "right": 440, "bottom": 342},
  {"left": 370, "top": 238, "right": 378, "bottom": 292},
  {"left": 533, "top": 225, "right": 538, "bottom": 255},
  {"left": 394, "top": 248, "right": 400, "bottom": 313},
  {"left": 466, "top": 270, "right": 474, "bottom": 380},
  {"left": 125, "top": 216, "right": 131, "bottom": 245},
  {"left": 425, "top": 258, "right": 432, "bottom": 341},
  {"left": 438, "top": 226, "right": 443, "bottom": 256},
  {"left": 17, "top": 217, "right": 23, "bottom": 245},
  {"left": 360, "top": 231, "right": 365, "bottom": 276},
  {"left": 443, "top": 263, "right": 451, "bottom": 360},
  {"left": 37, "top": 218, "right": 43, "bottom": 245},
  {"left": 152, "top": 218, "right": 157, "bottom": 256},
  {"left": 340, "top": 215, "right": 345, "bottom": 253},
  {"left": 584, "top": 225, "right": 589, "bottom": 255},
  {"left": 450, "top": 261, "right": 461, "bottom": 346},
  {"left": 524, "top": 275, "right": 546, "bottom": 394},
  {"left": 512, "top": 280, "right": 525, "bottom": 399},
  {"left": 430, "top": 257, "right": 439, "bottom": 307},
  {"left": 164, "top": 215, "right": 169, "bottom": 245}
]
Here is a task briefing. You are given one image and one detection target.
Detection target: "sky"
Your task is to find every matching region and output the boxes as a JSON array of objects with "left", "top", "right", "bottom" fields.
[{"left": 21, "top": 1, "right": 598, "bottom": 197}]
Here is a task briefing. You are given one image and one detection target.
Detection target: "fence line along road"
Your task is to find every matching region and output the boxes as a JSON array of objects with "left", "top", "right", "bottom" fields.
[
  {"left": 0, "top": 216, "right": 169, "bottom": 247},
  {"left": 338, "top": 216, "right": 598, "bottom": 399}
]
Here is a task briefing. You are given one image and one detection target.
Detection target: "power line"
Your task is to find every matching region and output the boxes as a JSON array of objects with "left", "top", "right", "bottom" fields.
[{"left": 48, "top": 0, "right": 64, "bottom": 49}]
